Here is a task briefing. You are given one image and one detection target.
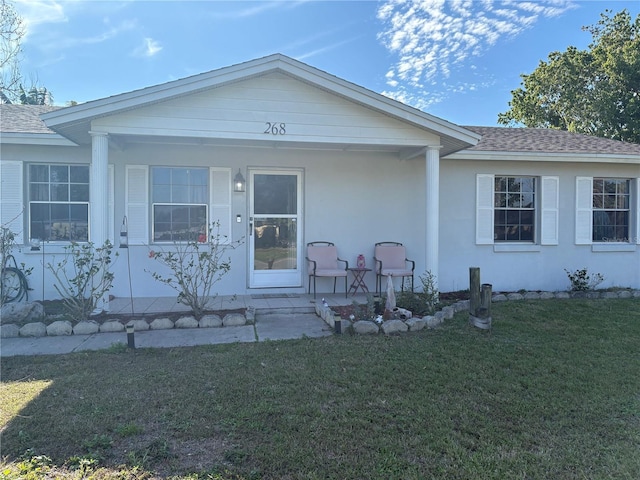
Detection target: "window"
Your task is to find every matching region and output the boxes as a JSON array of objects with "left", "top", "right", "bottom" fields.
[
  {"left": 29, "top": 164, "right": 90, "bottom": 242},
  {"left": 592, "top": 178, "right": 630, "bottom": 242},
  {"left": 152, "top": 167, "right": 208, "bottom": 242},
  {"left": 493, "top": 176, "right": 535, "bottom": 242}
]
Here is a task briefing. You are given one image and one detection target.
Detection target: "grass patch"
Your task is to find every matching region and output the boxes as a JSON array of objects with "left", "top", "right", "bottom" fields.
[{"left": 1, "top": 298, "right": 639, "bottom": 479}]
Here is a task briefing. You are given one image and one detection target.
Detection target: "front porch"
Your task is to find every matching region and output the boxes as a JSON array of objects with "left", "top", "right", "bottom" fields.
[{"left": 107, "top": 292, "right": 371, "bottom": 317}]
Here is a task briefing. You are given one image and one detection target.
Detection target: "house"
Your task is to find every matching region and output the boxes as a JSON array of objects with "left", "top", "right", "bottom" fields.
[{"left": 1, "top": 54, "right": 639, "bottom": 308}]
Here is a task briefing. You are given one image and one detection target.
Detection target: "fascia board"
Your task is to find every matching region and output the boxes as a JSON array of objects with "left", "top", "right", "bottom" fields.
[
  {"left": 445, "top": 150, "right": 640, "bottom": 164},
  {"left": 0, "top": 132, "right": 78, "bottom": 146},
  {"left": 277, "top": 57, "right": 480, "bottom": 146}
]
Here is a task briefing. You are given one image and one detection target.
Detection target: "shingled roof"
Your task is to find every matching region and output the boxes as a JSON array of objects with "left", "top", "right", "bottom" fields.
[
  {"left": 464, "top": 126, "right": 640, "bottom": 155},
  {"left": 0, "top": 104, "right": 59, "bottom": 134}
]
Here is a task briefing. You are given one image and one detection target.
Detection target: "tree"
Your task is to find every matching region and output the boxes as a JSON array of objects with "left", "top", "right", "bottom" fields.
[
  {"left": 498, "top": 9, "right": 640, "bottom": 144},
  {"left": 0, "top": 0, "right": 25, "bottom": 103},
  {"left": 0, "top": 0, "right": 52, "bottom": 104}
]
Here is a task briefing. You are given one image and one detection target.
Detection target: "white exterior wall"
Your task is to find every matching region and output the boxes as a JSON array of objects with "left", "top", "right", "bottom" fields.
[
  {"left": 92, "top": 72, "right": 440, "bottom": 148},
  {"left": 439, "top": 159, "right": 640, "bottom": 292},
  {"left": 2, "top": 141, "right": 429, "bottom": 300}
]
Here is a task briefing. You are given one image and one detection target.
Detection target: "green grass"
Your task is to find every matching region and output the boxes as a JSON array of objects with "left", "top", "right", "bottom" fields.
[{"left": 1, "top": 298, "right": 639, "bottom": 479}]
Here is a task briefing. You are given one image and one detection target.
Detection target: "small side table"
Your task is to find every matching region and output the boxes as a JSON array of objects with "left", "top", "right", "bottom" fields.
[{"left": 348, "top": 268, "right": 371, "bottom": 295}]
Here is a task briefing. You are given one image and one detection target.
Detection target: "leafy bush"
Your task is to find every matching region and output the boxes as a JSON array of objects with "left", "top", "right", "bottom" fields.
[
  {"left": 147, "top": 223, "right": 242, "bottom": 319},
  {"left": 564, "top": 267, "right": 604, "bottom": 291},
  {"left": 396, "top": 271, "right": 440, "bottom": 316},
  {"left": 47, "top": 241, "right": 116, "bottom": 321}
]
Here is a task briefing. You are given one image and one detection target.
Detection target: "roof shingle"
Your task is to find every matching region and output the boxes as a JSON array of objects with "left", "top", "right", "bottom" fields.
[
  {"left": 464, "top": 126, "right": 640, "bottom": 155},
  {"left": 0, "top": 104, "right": 59, "bottom": 134}
]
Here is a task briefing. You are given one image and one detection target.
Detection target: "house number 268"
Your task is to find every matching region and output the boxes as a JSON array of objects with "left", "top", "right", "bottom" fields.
[{"left": 264, "top": 122, "right": 286, "bottom": 135}]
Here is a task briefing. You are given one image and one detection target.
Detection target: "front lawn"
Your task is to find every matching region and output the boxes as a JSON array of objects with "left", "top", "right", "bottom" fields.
[{"left": 1, "top": 298, "right": 639, "bottom": 479}]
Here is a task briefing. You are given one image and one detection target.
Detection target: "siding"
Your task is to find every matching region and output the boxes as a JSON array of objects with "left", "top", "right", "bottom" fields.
[{"left": 92, "top": 72, "right": 439, "bottom": 147}]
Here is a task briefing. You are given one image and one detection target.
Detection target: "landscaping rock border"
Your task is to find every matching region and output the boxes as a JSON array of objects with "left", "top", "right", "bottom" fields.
[
  {"left": 315, "top": 289, "right": 640, "bottom": 335},
  {"left": 0, "top": 306, "right": 256, "bottom": 338}
]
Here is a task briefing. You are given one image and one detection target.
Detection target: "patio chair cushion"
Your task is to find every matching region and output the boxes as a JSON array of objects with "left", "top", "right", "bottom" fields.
[
  {"left": 374, "top": 245, "right": 409, "bottom": 273},
  {"left": 307, "top": 245, "right": 347, "bottom": 276}
]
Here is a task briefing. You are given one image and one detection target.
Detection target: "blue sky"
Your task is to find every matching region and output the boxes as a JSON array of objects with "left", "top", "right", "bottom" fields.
[{"left": 13, "top": 0, "right": 640, "bottom": 126}]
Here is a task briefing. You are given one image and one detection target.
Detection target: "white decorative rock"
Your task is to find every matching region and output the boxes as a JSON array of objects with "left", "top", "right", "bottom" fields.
[
  {"left": 199, "top": 314, "right": 223, "bottom": 328},
  {"left": 150, "top": 317, "right": 174, "bottom": 330},
  {"left": 223, "top": 313, "right": 246, "bottom": 326},
  {"left": 555, "top": 291, "right": 570, "bottom": 299},
  {"left": 617, "top": 290, "right": 632, "bottom": 298},
  {"left": 352, "top": 320, "right": 379, "bottom": 335},
  {"left": 175, "top": 316, "right": 199, "bottom": 329},
  {"left": 453, "top": 300, "right": 469, "bottom": 312},
  {"left": 424, "top": 315, "right": 441, "bottom": 329},
  {"left": 492, "top": 294, "right": 508, "bottom": 302},
  {"left": 74, "top": 320, "right": 100, "bottom": 335},
  {"left": 19, "top": 322, "right": 47, "bottom": 337},
  {"left": 381, "top": 319, "right": 408, "bottom": 334},
  {"left": 441, "top": 306, "right": 455, "bottom": 319},
  {"left": 126, "top": 319, "right": 150, "bottom": 331},
  {"left": 100, "top": 320, "right": 124, "bottom": 332},
  {"left": 405, "top": 317, "right": 426, "bottom": 331},
  {"left": 507, "top": 293, "right": 524, "bottom": 301},
  {"left": 539, "top": 291, "right": 555, "bottom": 299},
  {"left": 1, "top": 324, "right": 20, "bottom": 338},
  {"left": 46, "top": 320, "right": 73, "bottom": 336},
  {"left": 524, "top": 292, "right": 540, "bottom": 300},
  {"left": 1, "top": 301, "right": 45, "bottom": 325}
]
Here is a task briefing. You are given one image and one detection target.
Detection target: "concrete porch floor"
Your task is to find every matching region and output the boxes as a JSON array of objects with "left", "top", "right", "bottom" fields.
[{"left": 107, "top": 292, "right": 373, "bottom": 316}]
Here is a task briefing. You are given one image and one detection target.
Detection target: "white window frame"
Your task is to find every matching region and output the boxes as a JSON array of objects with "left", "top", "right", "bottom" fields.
[
  {"left": 124, "top": 165, "right": 231, "bottom": 245},
  {"left": 576, "top": 176, "right": 639, "bottom": 247},
  {"left": 151, "top": 166, "right": 209, "bottom": 243},
  {"left": 27, "top": 163, "right": 90, "bottom": 243},
  {"left": 476, "top": 174, "right": 558, "bottom": 247}
]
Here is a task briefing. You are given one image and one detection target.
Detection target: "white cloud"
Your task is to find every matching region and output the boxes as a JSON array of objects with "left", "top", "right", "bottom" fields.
[
  {"left": 133, "top": 37, "right": 162, "bottom": 58},
  {"left": 377, "top": 0, "right": 577, "bottom": 108}
]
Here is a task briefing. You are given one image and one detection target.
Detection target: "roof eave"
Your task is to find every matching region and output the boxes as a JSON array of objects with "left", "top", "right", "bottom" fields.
[
  {"left": 41, "top": 54, "right": 480, "bottom": 150},
  {"left": 445, "top": 149, "right": 640, "bottom": 163},
  {"left": 0, "top": 132, "right": 78, "bottom": 146}
]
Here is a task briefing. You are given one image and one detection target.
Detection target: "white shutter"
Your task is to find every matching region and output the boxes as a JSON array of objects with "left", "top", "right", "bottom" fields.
[
  {"left": 126, "top": 165, "right": 149, "bottom": 245},
  {"left": 636, "top": 178, "right": 640, "bottom": 245},
  {"left": 108, "top": 165, "right": 114, "bottom": 244},
  {"left": 575, "top": 176, "right": 593, "bottom": 245},
  {"left": 476, "top": 174, "right": 494, "bottom": 245},
  {"left": 540, "top": 176, "right": 559, "bottom": 245},
  {"left": 210, "top": 167, "right": 231, "bottom": 244},
  {"left": 0, "top": 161, "right": 24, "bottom": 244}
]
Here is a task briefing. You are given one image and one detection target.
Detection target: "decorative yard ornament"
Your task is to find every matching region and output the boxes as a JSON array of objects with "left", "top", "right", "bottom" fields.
[
  {"left": 357, "top": 254, "right": 366, "bottom": 269},
  {"left": 385, "top": 275, "right": 396, "bottom": 311}
]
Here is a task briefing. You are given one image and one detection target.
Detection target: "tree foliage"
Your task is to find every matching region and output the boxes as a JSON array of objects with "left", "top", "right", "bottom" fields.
[
  {"left": 0, "top": 0, "right": 51, "bottom": 104},
  {"left": 498, "top": 9, "right": 640, "bottom": 144},
  {"left": 0, "top": 0, "right": 24, "bottom": 101}
]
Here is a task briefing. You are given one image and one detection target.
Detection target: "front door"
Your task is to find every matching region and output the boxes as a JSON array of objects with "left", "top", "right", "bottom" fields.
[{"left": 249, "top": 169, "right": 303, "bottom": 288}]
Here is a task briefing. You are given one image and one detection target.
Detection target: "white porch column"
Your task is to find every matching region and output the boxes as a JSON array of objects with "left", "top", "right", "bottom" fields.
[
  {"left": 425, "top": 145, "right": 442, "bottom": 289},
  {"left": 90, "top": 131, "right": 109, "bottom": 312}
]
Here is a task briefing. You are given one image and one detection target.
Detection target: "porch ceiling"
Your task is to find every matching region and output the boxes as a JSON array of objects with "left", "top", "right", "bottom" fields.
[{"left": 107, "top": 132, "right": 463, "bottom": 158}]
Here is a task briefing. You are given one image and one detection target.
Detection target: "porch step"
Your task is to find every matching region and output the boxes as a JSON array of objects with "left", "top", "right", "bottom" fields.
[{"left": 254, "top": 305, "right": 316, "bottom": 316}]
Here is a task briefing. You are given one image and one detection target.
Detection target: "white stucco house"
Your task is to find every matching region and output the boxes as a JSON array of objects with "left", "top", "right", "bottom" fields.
[{"left": 1, "top": 54, "right": 639, "bottom": 307}]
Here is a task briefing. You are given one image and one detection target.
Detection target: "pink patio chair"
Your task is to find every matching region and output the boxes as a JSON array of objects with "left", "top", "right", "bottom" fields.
[
  {"left": 306, "top": 241, "right": 349, "bottom": 298},
  {"left": 374, "top": 241, "right": 415, "bottom": 294}
]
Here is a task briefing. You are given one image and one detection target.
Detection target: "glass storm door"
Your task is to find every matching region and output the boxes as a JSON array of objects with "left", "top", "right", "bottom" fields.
[{"left": 249, "top": 170, "right": 303, "bottom": 288}]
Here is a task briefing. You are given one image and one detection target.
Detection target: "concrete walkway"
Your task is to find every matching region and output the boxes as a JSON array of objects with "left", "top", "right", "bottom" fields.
[{"left": 0, "top": 313, "right": 334, "bottom": 357}]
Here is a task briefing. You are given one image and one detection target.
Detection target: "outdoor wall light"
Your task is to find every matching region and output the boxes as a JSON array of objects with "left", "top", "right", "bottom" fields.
[
  {"left": 233, "top": 169, "right": 246, "bottom": 193},
  {"left": 30, "top": 238, "right": 41, "bottom": 251},
  {"left": 119, "top": 216, "right": 128, "bottom": 248}
]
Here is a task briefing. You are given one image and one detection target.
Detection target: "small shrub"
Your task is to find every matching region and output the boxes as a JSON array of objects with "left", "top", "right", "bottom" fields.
[
  {"left": 395, "top": 271, "right": 440, "bottom": 316},
  {"left": 47, "top": 241, "right": 117, "bottom": 321},
  {"left": 564, "top": 267, "right": 604, "bottom": 291},
  {"left": 147, "top": 223, "right": 242, "bottom": 319}
]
